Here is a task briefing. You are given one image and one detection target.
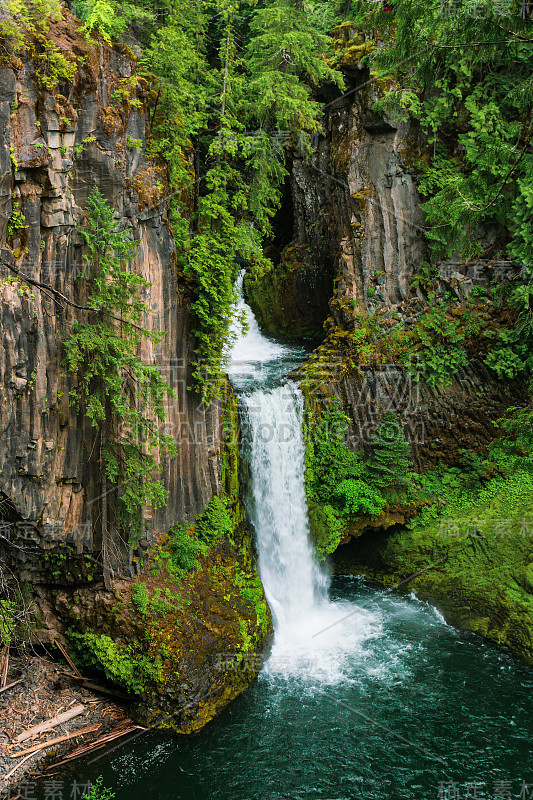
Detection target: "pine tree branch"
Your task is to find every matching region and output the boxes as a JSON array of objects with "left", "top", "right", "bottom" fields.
[
  {"left": 0, "top": 258, "right": 99, "bottom": 312},
  {"left": 0, "top": 258, "right": 151, "bottom": 333}
]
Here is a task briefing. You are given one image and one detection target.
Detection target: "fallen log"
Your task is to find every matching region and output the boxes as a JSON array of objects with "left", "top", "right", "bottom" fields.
[
  {"left": 16, "top": 704, "right": 86, "bottom": 743},
  {"left": 54, "top": 638, "right": 82, "bottom": 677},
  {"left": 45, "top": 725, "right": 138, "bottom": 769},
  {"left": 10, "top": 723, "right": 101, "bottom": 758},
  {"left": 60, "top": 672, "right": 132, "bottom": 700}
]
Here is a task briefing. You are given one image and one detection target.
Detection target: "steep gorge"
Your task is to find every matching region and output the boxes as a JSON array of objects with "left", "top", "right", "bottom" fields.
[
  {"left": 247, "top": 22, "right": 533, "bottom": 665},
  {"left": 1, "top": 0, "right": 533, "bottom": 773},
  {"left": 0, "top": 11, "right": 270, "bottom": 734}
]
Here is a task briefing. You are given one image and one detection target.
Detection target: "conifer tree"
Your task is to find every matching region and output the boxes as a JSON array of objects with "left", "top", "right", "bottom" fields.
[
  {"left": 65, "top": 188, "right": 175, "bottom": 586},
  {"left": 365, "top": 414, "right": 413, "bottom": 492}
]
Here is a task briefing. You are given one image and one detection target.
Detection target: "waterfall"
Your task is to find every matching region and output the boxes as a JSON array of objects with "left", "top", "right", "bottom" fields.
[
  {"left": 228, "top": 276, "right": 380, "bottom": 683},
  {"left": 240, "top": 383, "right": 329, "bottom": 630}
]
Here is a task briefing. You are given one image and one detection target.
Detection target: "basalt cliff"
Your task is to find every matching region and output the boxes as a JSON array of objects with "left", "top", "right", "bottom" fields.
[
  {"left": 1, "top": 6, "right": 532, "bottom": 751},
  {"left": 0, "top": 12, "right": 270, "bottom": 733},
  {"left": 247, "top": 24, "right": 533, "bottom": 665}
]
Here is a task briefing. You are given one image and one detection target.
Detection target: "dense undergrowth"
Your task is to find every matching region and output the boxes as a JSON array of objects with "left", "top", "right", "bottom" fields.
[
  {"left": 305, "top": 392, "right": 533, "bottom": 570},
  {"left": 304, "top": 400, "right": 415, "bottom": 559},
  {"left": 336, "top": 406, "right": 533, "bottom": 662},
  {"left": 351, "top": 0, "right": 533, "bottom": 382}
]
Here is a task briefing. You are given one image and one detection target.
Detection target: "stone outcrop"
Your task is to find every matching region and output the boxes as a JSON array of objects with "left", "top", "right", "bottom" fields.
[
  {"left": 247, "top": 24, "right": 426, "bottom": 334},
  {"left": 250, "top": 23, "right": 525, "bottom": 473},
  {"left": 0, "top": 10, "right": 270, "bottom": 730},
  {"left": 0, "top": 28, "right": 219, "bottom": 547},
  {"left": 243, "top": 23, "right": 533, "bottom": 667}
]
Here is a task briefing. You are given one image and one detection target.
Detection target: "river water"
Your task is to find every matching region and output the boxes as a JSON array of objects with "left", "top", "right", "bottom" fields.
[{"left": 50, "top": 281, "right": 533, "bottom": 799}]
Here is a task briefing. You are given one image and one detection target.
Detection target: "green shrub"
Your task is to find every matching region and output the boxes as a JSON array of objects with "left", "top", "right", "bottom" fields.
[
  {"left": 304, "top": 401, "right": 413, "bottom": 559},
  {"left": 168, "top": 520, "right": 206, "bottom": 575},
  {"left": 195, "top": 496, "right": 233, "bottom": 544},
  {"left": 148, "top": 587, "right": 180, "bottom": 618},
  {"left": 82, "top": 776, "right": 115, "bottom": 800},
  {"left": 334, "top": 479, "right": 385, "bottom": 516},
  {"left": 132, "top": 582, "right": 149, "bottom": 614},
  {"left": 68, "top": 630, "right": 155, "bottom": 694}
]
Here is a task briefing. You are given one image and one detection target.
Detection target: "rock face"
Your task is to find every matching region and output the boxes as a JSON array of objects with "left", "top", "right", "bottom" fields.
[
  {"left": 247, "top": 25, "right": 533, "bottom": 665},
  {"left": 0, "top": 32, "right": 219, "bottom": 547},
  {"left": 250, "top": 24, "right": 524, "bottom": 472},
  {"left": 0, "top": 12, "right": 270, "bottom": 728},
  {"left": 247, "top": 25, "right": 426, "bottom": 333}
]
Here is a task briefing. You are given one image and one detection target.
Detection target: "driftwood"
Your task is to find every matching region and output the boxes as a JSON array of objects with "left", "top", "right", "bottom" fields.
[
  {"left": 0, "top": 678, "right": 23, "bottom": 695},
  {"left": 60, "top": 671, "right": 132, "bottom": 700},
  {"left": 54, "top": 638, "right": 82, "bottom": 677},
  {"left": 15, "top": 704, "right": 86, "bottom": 743},
  {"left": 75, "top": 679, "right": 130, "bottom": 700},
  {"left": 45, "top": 724, "right": 139, "bottom": 769},
  {"left": 11, "top": 723, "right": 101, "bottom": 758},
  {"left": 3, "top": 752, "right": 36, "bottom": 782},
  {"left": 0, "top": 645, "right": 9, "bottom": 688}
]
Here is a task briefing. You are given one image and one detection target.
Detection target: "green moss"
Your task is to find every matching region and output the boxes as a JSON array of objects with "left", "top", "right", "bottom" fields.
[
  {"left": 336, "top": 417, "right": 533, "bottom": 664},
  {"left": 234, "top": 565, "right": 270, "bottom": 635},
  {"left": 68, "top": 630, "right": 161, "bottom": 694},
  {"left": 302, "top": 396, "right": 415, "bottom": 560}
]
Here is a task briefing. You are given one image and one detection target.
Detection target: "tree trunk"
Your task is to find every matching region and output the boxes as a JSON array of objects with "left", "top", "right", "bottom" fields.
[{"left": 100, "top": 422, "right": 112, "bottom": 591}]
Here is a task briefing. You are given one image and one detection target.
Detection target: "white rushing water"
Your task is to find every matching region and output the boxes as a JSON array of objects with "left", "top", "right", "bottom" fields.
[{"left": 227, "top": 276, "right": 381, "bottom": 684}]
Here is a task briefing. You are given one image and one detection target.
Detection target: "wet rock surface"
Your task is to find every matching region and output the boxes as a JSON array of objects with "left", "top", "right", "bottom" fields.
[{"left": 0, "top": 11, "right": 271, "bottom": 745}]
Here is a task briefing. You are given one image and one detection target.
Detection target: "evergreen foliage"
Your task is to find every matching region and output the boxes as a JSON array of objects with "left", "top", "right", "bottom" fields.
[
  {"left": 1, "top": 0, "right": 344, "bottom": 401},
  {"left": 353, "top": 0, "right": 533, "bottom": 374},
  {"left": 304, "top": 402, "right": 413, "bottom": 559},
  {"left": 137, "top": 0, "right": 343, "bottom": 399},
  {"left": 65, "top": 188, "right": 175, "bottom": 578},
  {"left": 354, "top": 0, "right": 533, "bottom": 252}
]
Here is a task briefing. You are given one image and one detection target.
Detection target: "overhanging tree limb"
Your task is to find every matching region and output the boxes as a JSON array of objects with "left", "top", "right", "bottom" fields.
[
  {"left": 0, "top": 258, "right": 152, "bottom": 333},
  {"left": 0, "top": 258, "right": 98, "bottom": 311}
]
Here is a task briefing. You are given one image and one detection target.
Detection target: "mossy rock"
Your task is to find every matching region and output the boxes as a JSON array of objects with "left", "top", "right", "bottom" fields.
[
  {"left": 66, "top": 521, "right": 272, "bottom": 733},
  {"left": 333, "top": 472, "right": 533, "bottom": 665},
  {"left": 245, "top": 244, "right": 333, "bottom": 339}
]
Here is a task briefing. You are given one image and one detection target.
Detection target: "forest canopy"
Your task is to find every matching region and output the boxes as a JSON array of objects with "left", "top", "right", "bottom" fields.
[{"left": 2, "top": 0, "right": 533, "bottom": 394}]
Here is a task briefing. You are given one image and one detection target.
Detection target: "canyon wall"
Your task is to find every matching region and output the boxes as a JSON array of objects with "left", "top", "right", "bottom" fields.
[
  {"left": 0, "top": 12, "right": 270, "bottom": 730},
  {"left": 246, "top": 23, "right": 533, "bottom": 666},
  {"left": 248, "top": 23, "right": 525, "bottom": 472}
]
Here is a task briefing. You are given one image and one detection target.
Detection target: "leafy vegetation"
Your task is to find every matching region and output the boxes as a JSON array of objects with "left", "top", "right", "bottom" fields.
[
  {"left": 351, "top": 0, "right": 533, "bottom": 381},
  {"left": 110, "top": 0, "right": 341, "bottom": 399},
  {"left": 304, "top": 401, "right": 414, "bottom": 559},
  {"left": 405, "top": 295, "right": 484, "bottom": 387},
  {"left": 6, "top": 201, "right": 28, "bottom": 240},
  {"left": 1, "top": 0, "right": 78, "bottom": 88},
  {"left": 0, "top": 598, "right": 16, "bottom": 645},
  {"left": 344, "top": 405, "right": 533, "bottom": 662},
  {"left": 64, "top": 188, "right": 176, "bottom": 583},
  {"left": 146, "top": 497, "right": 234, "bottom": 585},
  {"left": 68, "top": 629, "right": 162, "bottom": 693},
  {"left": 195, "top": 496, "right": 233, "bottom": 544},
  {"left": 82, "top": 776, "right": 115, "bottom": 800},
  {"left": 0, "top": 0, "right": 345, "bottom": 399},
  {"left": 132, "top": 581, "right": 150, "bottom": 614}
]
